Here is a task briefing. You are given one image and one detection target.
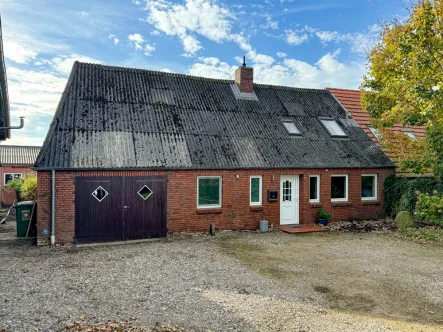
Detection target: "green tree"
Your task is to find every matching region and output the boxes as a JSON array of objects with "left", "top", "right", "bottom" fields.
[{"left": 361, "top": 0, "right": 443, "bottom": 176}]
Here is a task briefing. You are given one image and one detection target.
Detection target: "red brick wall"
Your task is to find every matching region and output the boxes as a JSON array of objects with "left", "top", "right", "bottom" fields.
[
  {"left": 0, "top": 166, "right": 35, "bottom": 206},
  {"left": 36, "top": 168, "right": 393, "bottom": 244}
]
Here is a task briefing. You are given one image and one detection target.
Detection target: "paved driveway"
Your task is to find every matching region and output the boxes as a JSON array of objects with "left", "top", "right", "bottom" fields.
[{"left": 1, "top": 232, "right": 442, "bottom": 331}]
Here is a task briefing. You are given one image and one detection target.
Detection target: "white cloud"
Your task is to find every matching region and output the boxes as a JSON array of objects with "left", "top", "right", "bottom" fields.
[
  {"left": 285, "top": 30, "right": 309, "bottom": 45},
  {"left": 3, "top": 41, "right": 38, "bottom": 64},
  {"left": 276, "top": 52, "right": 287, "bottom": 58},
  {"left": 128, "top": 33, "right": 145, "bottom": 51},
  {"left": 144, "top": 43, "right": 155, "bottom": 56},
  {"left": 188, "top": 57, "right": 237, "bottom": 79},
  {"left": 78, "top": 11, "right": 90, "bottom": 17},
  {"left": 262, "top": 16, "right": 278, "bottom": 30},
  {"left": 133, "top": 0, "right": 142, "bottom": 4},
  {"left": 51, "top": 54, "right": 103, "bottom": 75},
  {"left": 316, "top": 30, "right": 341, "bottom": 43},
  {"left": 143, "top": 0, "right": 236, "bottom": 55},
  {"left": 187, "top": 52, "right": 365, "bottom": 89},
  {"left": 108, "top": 34, "right": 119, "bottom": 45}
]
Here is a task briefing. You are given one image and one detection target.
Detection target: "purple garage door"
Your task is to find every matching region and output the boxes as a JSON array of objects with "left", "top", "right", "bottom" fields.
[{"left": 75, "top": 176, "right": 167, "bottom": 244}]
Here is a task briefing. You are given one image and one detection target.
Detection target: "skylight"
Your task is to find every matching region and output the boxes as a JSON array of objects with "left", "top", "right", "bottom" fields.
[
  {"left": 401, "top": 130, "right": 416, "bottom": 139},
  {"left": 281, "top": 120, "right": 301, "bottom": 135},
  {"left": 320, "top": 118, "right": 347, "bottom": 137},
  {"left": 368, "top": 125, "right": 381, "bottom": 141}
]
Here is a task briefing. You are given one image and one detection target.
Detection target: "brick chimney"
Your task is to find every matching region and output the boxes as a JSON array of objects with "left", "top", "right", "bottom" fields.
[{"left": 235, "top": 56, "right": 253, "bottom": 93}]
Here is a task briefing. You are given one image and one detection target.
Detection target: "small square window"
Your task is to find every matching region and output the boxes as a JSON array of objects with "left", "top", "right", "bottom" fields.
[
  {"left": 250, "top": 176, "right": 262, "bottom": 206},
  {"left": 320, "top": 118, "right": 347, "bottom": 137},
  {"left": 331, "top": 175, "right": 348, "bottom": 202},
  {"left": 310, "top": 175, "right": 320, "bottom": 203},
  {"left": 362, "top": 174, "right": 377, "bottom": 200},
  {"left": 281, "top": 120, "right": 301, "bottom": 135},
  {"left": 92, "top": 186, "right": 109, "bottom": 202},
  {"left": 197, "top": 177, "right": 222, "bottom": 208},
  {"left": 401, "top": 130, "right": 416, "bottom": 139},
  {"left": 138, "top": 185, "right": 153, "bottom": 200}
]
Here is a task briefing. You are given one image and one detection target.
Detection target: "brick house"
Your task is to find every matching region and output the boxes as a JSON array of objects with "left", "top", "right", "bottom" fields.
[
  {"left": 34, "top": 62, "right": 394, "bottom": 245},
  {"left": 328, "top": 88, "right": 426, "bottom": 176},
  {"left": 0, "top": 145, "right": 40, "bottom": 206}
]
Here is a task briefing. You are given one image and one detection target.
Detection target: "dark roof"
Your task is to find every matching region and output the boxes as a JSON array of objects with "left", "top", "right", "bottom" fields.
[
  {"left": 0, "top": 145, "right": 41, "bottom": 165},
  {"left": 0, "top": 17, "right": 10, "bottom": 140},
  {"left": 35, "top": 62, "right": 394, "bottom": 170}
]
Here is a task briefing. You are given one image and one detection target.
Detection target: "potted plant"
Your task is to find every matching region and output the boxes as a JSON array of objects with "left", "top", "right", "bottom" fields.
[{"left": 316, "top": 208, "right": 331, "bottom": 226}]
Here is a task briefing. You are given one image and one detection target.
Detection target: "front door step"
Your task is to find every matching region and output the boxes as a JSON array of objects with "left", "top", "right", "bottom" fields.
[{"left": 278, "top": 225, "right": 326, "bottom": 234}]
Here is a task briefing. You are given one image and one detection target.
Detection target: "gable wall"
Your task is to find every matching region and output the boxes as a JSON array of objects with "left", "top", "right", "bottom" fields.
[{"left": 36, "top": 167, "right": 394, "bottom": 245}]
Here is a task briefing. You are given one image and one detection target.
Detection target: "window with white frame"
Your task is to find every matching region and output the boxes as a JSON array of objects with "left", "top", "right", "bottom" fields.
[
  {"left": 319, "top": 118, "right": 347, "bottom": 137},
  {"left": 250, "top": 175, "right": 262, "bottom": 206},
  {"left": 197, "top": 176, "right": 222, "bottom": 208},
  {"left": 4, "top": 173, "right": 22, "bottom": 186},
  {"left": 309, "top": 175, "right": 320, "bottom": 203},
  {"left": 368, "top": 125, "right": 381, "bottom": 141},
  {"left": 281, "top": 120, "right": 301, "bottom": 136},
  {"left": 401, "top": 130, "right": 417, "bottom": 139},
  {"left": 331, "top": 174, "right": 348, "bottom": 202},
  {"left": 361, "top": 174, "right": 377, "bottom": 200}
]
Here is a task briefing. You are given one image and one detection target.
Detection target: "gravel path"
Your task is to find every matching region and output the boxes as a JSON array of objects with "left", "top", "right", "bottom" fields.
[{"left": 1, "top": 232, "right": 442, "bottom": 331}]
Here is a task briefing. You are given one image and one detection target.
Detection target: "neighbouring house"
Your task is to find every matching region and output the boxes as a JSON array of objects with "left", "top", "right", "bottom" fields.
[
  {"left": 34, "top": 62, "right": 394, "bottom": 245},
  {"left": 327, "top": 88, "right": 426, "bottom": 176},
  {"left": 0, "top": 145, "right": 41, "bottom": 206},
  {"left": 0, "top": 17, "right": 11, "bottom": 141}
]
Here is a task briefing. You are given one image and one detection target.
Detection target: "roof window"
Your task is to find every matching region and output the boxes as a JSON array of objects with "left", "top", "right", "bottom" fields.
[
  {"left": 319, "top": 118, "right": 347, "bottom": 137},
  {"left": 368, "top": 125, "right": 381, "bottom": 141},
  {"left": 281, "top": 120, "right": 301, "bottom": 136},
  {"left": 401, "top": 130, "right": 416, "bottom": 139}
]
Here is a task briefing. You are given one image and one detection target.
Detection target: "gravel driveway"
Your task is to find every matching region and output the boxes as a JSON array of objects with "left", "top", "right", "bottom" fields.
[{"left": 1, "top": 232, "right": 442, "bottom": 331}]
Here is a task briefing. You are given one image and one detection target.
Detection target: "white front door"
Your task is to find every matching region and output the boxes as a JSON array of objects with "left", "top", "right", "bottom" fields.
[{"left": 280, "top": 175, "right": 299, "bottom": 225}]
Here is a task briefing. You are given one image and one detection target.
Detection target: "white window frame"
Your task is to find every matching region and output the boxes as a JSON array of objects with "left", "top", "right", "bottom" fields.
[
  {"left": 319, "top": 117, "right": 347, "bottom": 138},
  {"left": 197, "top": 176, "right": 222, "bottom": 209},
  {"left": 361, "top": 174, "right": 377, "bottom": 201},
  {"left": 250, "top": 175, "right": 263, "bottom": 206},
  {"left": 4, "top": 173, "right": 22, "bottom": 186},
  {"left": 281, "top": 120, "right": 301, "bottom": 136},
  {"left": 367, "top": 125, "right": 381, "bottom": 141},
  {"left": 331, "top": 174, "right": 348, "bottom": 202},
  {"left": 309, "top": 175, "right": 320, "bottom": 203},
  {"left": 401, "top": 130, "right": 417, "bottom": 139}
]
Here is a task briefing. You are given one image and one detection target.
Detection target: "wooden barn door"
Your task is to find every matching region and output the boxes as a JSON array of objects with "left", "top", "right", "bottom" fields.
[
  {"left": 123, "top": 176, "right": 167, "bottom": 240},
  {"left": 75, "top": 177, "right": 123, "bottom": 244},
  {"left": 75, "top": 176, "right": 167, "bottom": 244}
]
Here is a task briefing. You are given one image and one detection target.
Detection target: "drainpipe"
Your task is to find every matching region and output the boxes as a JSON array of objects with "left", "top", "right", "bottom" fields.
[
  {"left": 51, "top": 169, "right": 55, "bottom": 245},
  {"left": 0, "top": 116, "right": 25, "bottom": 130}
]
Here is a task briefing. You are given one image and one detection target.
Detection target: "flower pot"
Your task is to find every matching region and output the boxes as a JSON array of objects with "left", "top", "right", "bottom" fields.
[{"left": 318, "top": 219, "right": 328, "bottom": 226}]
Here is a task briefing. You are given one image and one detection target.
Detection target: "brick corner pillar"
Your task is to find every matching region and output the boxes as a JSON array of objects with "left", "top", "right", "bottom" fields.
[{"left": 36, "top": 171, "right": 51, "bottom": 246}]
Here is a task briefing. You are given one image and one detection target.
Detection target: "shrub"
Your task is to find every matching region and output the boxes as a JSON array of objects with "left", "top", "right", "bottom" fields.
[
  {"left": 395, "top": 211, "right": 415, "bottom": 229},
  {"left": 416, "top": 190, "right": 443, "bottom": 225},
  {"left": 316, "top": 208, "right": 331, "bottom": 220},
  {"left": 383, "top": 175, "right": 443, "bottom": 217},
  {"left": 8, "top": 178, "right": 23, "bottom": 203},
  {"left": 21, "top": 174, "right": 37, "bottom": 201}
]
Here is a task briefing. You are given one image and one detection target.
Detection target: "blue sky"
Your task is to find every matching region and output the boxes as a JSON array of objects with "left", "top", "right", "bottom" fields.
[{"left": 1, "top": 0, "right": 409, "bottom": 146}]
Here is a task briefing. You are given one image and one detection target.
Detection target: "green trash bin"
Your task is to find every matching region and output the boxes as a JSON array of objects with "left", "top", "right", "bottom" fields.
[{"left": 14, "top": 201, "right": 35, "bottom": 237}]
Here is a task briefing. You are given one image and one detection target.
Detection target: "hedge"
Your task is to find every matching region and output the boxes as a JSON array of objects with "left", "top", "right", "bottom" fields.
[{"left": 383, "top": 175, "right": 443, "bottom": 217}]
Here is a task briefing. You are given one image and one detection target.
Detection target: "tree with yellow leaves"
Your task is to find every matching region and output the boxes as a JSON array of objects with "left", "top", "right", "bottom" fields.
[{"left": 361, "top": 0, "right": 443, "bottom": 176}]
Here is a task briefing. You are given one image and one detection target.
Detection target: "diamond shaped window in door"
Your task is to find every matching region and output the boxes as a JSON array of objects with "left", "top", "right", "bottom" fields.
[
  {"left": 138, "top": 185, "right": 153, "bottom": 200},
  {"left": 92, "top": 186, "right": 108, "bottom": 202}
]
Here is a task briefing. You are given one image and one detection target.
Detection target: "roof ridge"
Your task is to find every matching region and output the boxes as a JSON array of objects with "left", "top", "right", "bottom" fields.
[
  {"left": 75, "top": 61, "right": 332, "bottom": 93},
  {"left": 0, "top": 145, "right": 41, "bottom": 148},
  {"left": 326, "top": 87, "right": 360, "bottom": 93}
]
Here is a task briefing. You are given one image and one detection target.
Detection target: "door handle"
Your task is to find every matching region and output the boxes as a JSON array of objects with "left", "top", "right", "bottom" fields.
[{"left": 124, "top": 206, "right": 130, "bottom": 209}]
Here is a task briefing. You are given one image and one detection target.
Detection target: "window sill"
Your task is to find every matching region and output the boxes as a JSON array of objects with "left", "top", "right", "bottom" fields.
[
  {"left": 250, "top": 206, "right": 264, "bottom": 212},
  {"left": 362, "top": 200, "right": 380, "bottom": 206},
  {"left": 331, "top": 201, "right": 351, "bottom": 207},
  {"left": 196, "top": 208, "right": 222, "bottom": 214},
  {"left": 310, "top": 202, "right": 322, "bottom": 208}
]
